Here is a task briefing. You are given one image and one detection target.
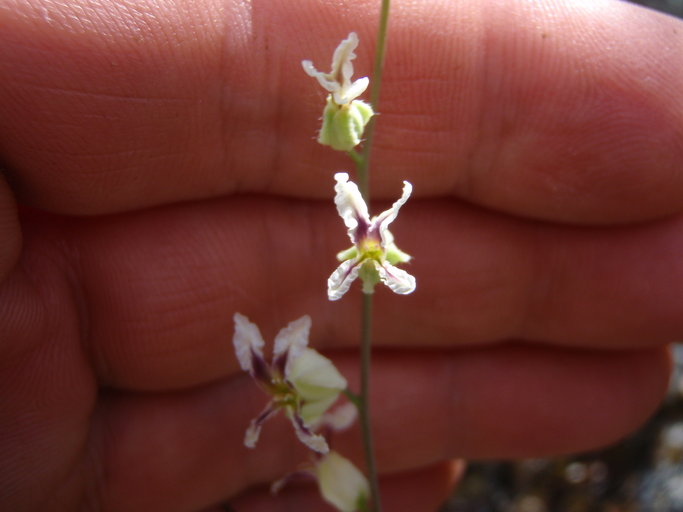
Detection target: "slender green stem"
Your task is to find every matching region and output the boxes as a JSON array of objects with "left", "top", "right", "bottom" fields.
[
  {"left": 359, "top": 292, "right": 381, "bottom": 512},
  {"left": 352, "top": 2, "right": 391, "bottom": 510},
  {"left": 369, "top": 0, "right": 391, "bottom": 110},
  {"left": 356, "top": 0, "right": 391, "bottom": 202},
  {"left": 347, "top": 149, "right": 363, "bottom": 169}
]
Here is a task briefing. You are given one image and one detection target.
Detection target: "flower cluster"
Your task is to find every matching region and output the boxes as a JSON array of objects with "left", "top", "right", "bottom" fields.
[
  {"left": 230, "top": 31, "right": 415, "bottom": 512},
  {"left": 233, "top": 314, "right": 369, "bottom": 511},
  {"left": 302, "top": 32, "right": 374, "bottom": 151}
]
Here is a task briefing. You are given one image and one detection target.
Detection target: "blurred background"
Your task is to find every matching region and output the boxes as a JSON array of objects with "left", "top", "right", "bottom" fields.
[
  {"left": 443, "top": 2, "right": 683, "bottom": 511},
  {"left": 629, "top": 0, "right": 683, "bottom": 16},
  {"left": 442, "top": 346, "right": 683, "bottom": 512}
]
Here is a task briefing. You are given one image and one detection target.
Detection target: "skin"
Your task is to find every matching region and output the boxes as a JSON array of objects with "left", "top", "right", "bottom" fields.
[{"left": 0, "top": 0, "right": 682, "bottom": 510}]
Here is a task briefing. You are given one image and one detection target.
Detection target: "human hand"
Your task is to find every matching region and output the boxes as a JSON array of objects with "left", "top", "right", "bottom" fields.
[{"left": 0, "top": 0, "right": 681, "bottom": 510}]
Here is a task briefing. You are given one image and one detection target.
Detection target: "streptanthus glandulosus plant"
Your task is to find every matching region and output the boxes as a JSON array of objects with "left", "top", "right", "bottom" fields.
[{"left": 232, "top": 20, "right": 404, "bottom": 511}]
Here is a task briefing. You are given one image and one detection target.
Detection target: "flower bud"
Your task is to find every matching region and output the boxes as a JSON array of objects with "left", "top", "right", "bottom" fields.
[{"left": 316, "top": 451, "right": 370, "bottom": 512}]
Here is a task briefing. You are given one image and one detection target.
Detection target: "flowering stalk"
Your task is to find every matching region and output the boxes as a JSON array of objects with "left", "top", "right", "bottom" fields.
[
  {"left": 353, "top": 0, "right": 391, "bottom": 201},
  {"left": 302, "top": 2, "right": 395, "bottom": 509},
  {"left": 359, "top": 293, "right": 378, "bottom": 512},
  {"left": 355, "top": 3, "right": 391, "bottom": 511}
]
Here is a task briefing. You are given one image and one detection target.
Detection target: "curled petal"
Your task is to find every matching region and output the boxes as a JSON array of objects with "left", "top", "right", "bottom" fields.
[
  {"left": 334, "top": 32, "right": 360, "bottom": 87},
  {"left": 376, "top": 262, "right": 416, "bottom": 295},
  {"left": 289, "top": 412, "right": 329, "bottom": 454},
  {"left": 244, "top": 402, "right": 278, "bottom": 449},
  {"left": 301, "top": 60, "right": 338, "bottom": 93},
  {"left": 332, "top": 33, "right": 367, "bottom": 104},
  {"left": 372, "top": 180, "right": 413, "bottom": 243},
  {"left": 273, "top": 315, "right": 312, "bottom": 375},
  {"left": 233, "top": 313, "right": 266, "bottom": 376},
  {"left": 302, "top": 33, "right": 366, "bottom": 105},
  {"left": 335, "top": 77, "right": 369, "bottom": 105},
  {"left": 334, "top": 172, "right": 370, "bottom": 243},
  {"left": 328, "top": 259, "right": 361, "bottom": 301}
]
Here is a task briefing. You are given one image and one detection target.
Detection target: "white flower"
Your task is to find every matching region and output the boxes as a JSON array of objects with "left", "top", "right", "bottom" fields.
[
  {"left": 233, "top": 313, "right": 347, "bottom": 453},
  {"left": 316, "top": 451, "right": 370, "bottom": 512},
  {"left": 328, "top": 173, "right": 416, "bottom": 300},
  {"left": 302, "top": 32, "right": 369, "bottom": 106},
  {"left": 302, "top": 33, "right": 374, "bottom": 151}
]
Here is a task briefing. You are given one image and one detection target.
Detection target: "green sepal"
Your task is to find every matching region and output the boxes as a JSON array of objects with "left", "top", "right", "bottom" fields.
[
  {"left": 385, "top": 242, "right": 412, "bottom": 265},
  {"left": 336, "top": 246, "right": 358, "bottom": 262},
  {"left": 358, "top": 260, "right": 380, "bottom": 294},
  {"left": 356, "top": 492, "right": 370, "bottom": 512},
  {"left": 318, "top": 96, "right": 374, "bottom": 152}
]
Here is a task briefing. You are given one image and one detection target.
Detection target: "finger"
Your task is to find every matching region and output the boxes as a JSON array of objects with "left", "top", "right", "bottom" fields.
[
  {"left": 1, "top": 0, "right": 682, "bottom": 222},
  {"left": 18, "top": 196, "right": 683, "bottom": 390},
  {"left": 0, "top": 245, "right": 95, "bottom": 512},
  {"left": 89, "top": 346, "right": 669, "bottom": 512},
  {"left": 229, "top": 461, "right": 461, "bottom": 512}
]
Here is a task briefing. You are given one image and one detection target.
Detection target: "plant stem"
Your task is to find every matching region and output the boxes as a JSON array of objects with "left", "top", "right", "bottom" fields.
[
  {"left": 354, "top": 2, "right": 391, "bottom": 510},
  {"left": 359, "top": 292, "right": 381, "bottom": 512},
  {"left": 356, "top": 0, "right": 391, "bottom": 202}
]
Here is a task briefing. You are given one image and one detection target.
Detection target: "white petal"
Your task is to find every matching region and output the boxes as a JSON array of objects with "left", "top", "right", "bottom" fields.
[
  {"left": 334, "top": 172, "right": 370, "bottom": 243},
  {"left": 288, "top": 349, "right": 347, "bottom": 393},
  {"left": 300, "top": 394, "right": 340, "bottom": 426},
  {"left": 317, "top": 451, "right": 370, "bottom": 512},
  {"left": 244, "top": 421, "right": 261, "bottom": 449},
  {"left": 244, "top": 402, "right": 278, "bottom": 449},
  {"left": 303, "top": 33, "right": 363, "bottom": 103},
  {"left": 328, "top": 259, "right": 360, "bottom": 301},
  {"left": 233, "top": 313, "right": 266, "bottom": 374},
  {"left": 371, "top": 180, "right": 412, "bottom": 243},
  {"left": 301, "top": 59, "right": 339, "bottom": 93},
  {"left": 319, "top": 402, "right": 358, "bottom": 432},
  {"left": 273, "top": 315, "right": 311, "bottom": 372},
  {"left": 332, "top": 32, "right": 359, "bottom": 86},
  {"left": 288, "top": 348, "right": 347, "bottom": 424},
  {"left": 289, "top": 413, "right": 329, "bottom": 454},
  {"left": 376, "top": 262, "right": 416, "bottom": 295},
  {"left": 334, "top": 77, "right": 369, "bottom": 105}
]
